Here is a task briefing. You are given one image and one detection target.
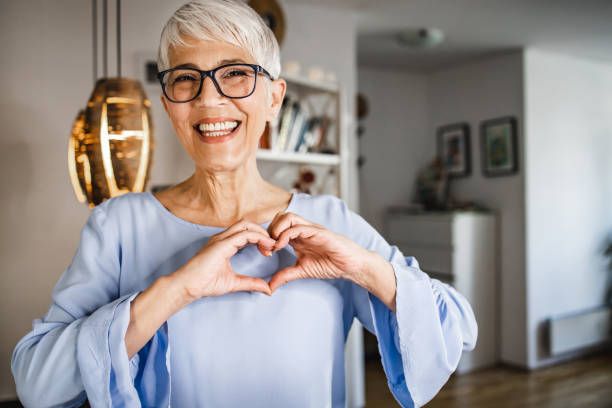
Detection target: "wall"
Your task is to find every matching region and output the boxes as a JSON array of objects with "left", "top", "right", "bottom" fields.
[
  {"left": 0, "top": 0, "right": 94, "bottom": 400},
  {"left": 428, "top": 52, "right": 527, "bottom": 367},
  {"left": 0, "top": 0, "right": 357, "bottom": 400},
  {"left": 358, "top": 49, "right": 612, "bottom": 371},
  {"left": 524, "top": 48, "right": 612, "bottom": 368},
  {"left": 357, "top": 67, "right": 430, "bottom": 231}
]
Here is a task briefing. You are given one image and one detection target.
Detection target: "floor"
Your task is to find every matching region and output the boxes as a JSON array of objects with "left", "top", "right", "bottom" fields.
[
  {"left": 365, "top": 351, "right": 612, "bottom": 407},
  {"left": 2, "top": 352, "right": 610, "bottom": 407}
]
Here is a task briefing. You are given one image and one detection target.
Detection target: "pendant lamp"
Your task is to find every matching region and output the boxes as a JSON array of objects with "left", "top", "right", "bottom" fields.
[{"left": 69, "top": 0, "right": 154, "bottom": 208}]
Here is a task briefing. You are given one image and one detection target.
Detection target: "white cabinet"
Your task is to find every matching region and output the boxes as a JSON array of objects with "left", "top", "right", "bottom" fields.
[{"left": 383, "top": 211, "right": 498, "bottom": 374}]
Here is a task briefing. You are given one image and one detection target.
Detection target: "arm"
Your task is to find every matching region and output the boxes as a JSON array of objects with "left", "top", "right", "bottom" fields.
[
  {"left": 341, "top": 201, "right": 478, "bottom": 407},
  {"left": 11, "top": 203, "right": 171, "bottom": 407},
  {"left": 125, "top": 274, "right": 190, "bottom": 359}
]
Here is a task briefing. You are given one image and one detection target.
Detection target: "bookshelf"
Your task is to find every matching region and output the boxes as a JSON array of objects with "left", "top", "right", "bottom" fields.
[{"left": 256, "top": 71, "right": 349, "bottom": 202}]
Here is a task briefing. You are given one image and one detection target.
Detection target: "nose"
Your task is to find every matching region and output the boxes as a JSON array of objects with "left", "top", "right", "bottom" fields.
[{"left": 194, "top": 75, "right": 226, "bottom": 106}]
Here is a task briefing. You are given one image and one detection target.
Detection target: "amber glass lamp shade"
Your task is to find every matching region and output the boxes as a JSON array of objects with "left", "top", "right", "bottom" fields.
[{"left": 69, "top": 78, "right": 155, "bottom": 208}]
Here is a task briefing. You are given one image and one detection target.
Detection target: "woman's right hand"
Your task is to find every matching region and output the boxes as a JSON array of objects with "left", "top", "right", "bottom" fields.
[{"left": 171, "top": 219, "right": 277, "bottom": 301}]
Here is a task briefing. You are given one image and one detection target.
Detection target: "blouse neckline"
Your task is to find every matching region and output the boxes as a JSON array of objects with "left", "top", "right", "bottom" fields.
[{"left": 145, "top": 190, "right": 299, "bottom": 231}]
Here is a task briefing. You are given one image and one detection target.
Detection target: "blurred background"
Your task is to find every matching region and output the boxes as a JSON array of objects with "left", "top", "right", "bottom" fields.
[{"left": 1, "top": 0, "right": 611, "bottom": 406}]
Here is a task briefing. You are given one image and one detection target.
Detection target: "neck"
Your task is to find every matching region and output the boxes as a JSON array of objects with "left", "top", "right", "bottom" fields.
[{"left": 177, "top": 159, "right": 279, "bottom": 225}]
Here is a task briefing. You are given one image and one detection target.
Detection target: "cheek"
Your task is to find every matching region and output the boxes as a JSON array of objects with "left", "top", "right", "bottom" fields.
[
  {"left": 240, "top": 100, "right": 268, "bottom": 139},
  {"left": 167, "top": 106, "right": 188, "bottom": 126}
]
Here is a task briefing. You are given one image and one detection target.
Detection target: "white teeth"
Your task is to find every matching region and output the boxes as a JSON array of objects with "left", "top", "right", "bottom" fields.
[
  {"left": 198, "top": 121, "right": 239, "bottom": 132},
  {"left": 203, "top": 130, "right": 233, "bottom": 137}
]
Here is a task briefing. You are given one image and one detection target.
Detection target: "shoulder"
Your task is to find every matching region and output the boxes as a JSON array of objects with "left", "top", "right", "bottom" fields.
[
  {"left": 295, "top": 192, "right": 384, "bottom": 249},
  {"left": 86, "top": 191, "right": 151, "bottom": 229},
  {"left": 293, "top": 192, "right": 356, "bottom": 234},
  {"left": 294, "top": 192, "right": 350, "bottom": 219}
]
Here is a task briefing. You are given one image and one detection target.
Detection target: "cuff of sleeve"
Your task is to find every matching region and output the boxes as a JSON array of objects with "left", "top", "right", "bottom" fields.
[
  {"left": 367, "top": 258, "right": 429, "bottom": 407},
  {"left": 76, "top": 292, "right": 141, "bottom": 407},
  {"left": 391, "top": 257, "right": 454, "bottom": 407},
  {"left": 109, "top": 293, "right": 172, "bottom": 406},
  {"left": 77, "top": 292, "right": 173, "bottom": 406},
  {"left": 108, "top": 292, "right": 143, "bottom": 401}
]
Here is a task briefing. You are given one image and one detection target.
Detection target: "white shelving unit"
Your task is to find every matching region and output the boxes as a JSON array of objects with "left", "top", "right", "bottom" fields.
[{"left": 256, "top": 72, "right": 350, "bottom": 201}]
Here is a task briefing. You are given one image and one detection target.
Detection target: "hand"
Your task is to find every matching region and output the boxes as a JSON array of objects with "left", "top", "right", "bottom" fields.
[
  {"left": 172, "top": 219, "right": 276, "bottom": 301},
  {"left": 266, "top": 211, "right": 374, "bottom": 293}
]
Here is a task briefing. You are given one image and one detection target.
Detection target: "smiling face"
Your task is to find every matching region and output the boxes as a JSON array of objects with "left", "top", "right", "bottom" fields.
[{"left": 161, "top": 37, "right": 286, "bottom": 172}]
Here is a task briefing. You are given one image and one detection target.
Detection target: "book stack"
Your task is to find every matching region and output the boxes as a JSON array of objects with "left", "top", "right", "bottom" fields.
[{"left": 266, "top": 95, "right": 332, "bottom": 153}]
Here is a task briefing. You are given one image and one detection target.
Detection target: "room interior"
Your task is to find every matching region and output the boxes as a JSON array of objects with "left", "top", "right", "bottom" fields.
[{"left": 1, "top": 0, "right": 611, "bottom": 406}]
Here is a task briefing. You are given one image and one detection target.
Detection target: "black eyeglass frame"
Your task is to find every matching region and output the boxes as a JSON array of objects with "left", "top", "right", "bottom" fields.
[{"left": 157, "top": 63, "right": 275, "bottom": 103}]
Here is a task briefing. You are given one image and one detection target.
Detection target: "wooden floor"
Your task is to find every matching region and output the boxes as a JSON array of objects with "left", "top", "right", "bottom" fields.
[
  {"left": 365, "top": 351, "right": 612, "bottom": 407},
  {"left": 3, "top": 352, "right": 610, "bottom": 407}
]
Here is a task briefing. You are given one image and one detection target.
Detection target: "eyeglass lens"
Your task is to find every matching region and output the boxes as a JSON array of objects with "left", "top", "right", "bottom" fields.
[{"left": 162, "top": 65, "right": 257, "bottom": 101}]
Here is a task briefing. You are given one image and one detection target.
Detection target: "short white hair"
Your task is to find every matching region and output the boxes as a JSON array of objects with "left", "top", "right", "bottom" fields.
[{"left": 157, "top": 0, "right": 281, "bottom": 79}]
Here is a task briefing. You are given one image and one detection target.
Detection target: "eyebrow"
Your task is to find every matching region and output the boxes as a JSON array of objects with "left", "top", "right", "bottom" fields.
[{"left": 172, "top": 59, "right": 248, "bottom": 70}]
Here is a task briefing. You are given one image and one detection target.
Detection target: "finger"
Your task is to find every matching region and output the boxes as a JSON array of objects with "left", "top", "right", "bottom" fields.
[
  {"left": 269, "top": 266, "right": 303, "bottom": 293},
  {"left": 220, "top": 220, "right": 277, "bottom": 255},
  {"left": 267, "top": 212, "right": 313, "bottom": 240},
  {"left": 214, "top": 218, "right": 271, "bottom": 241},
  {"left": 222, "top": 230, "right": 277, "bottom": 257},
  {"left": 273, "top": 224, "right": 318, "bottom": 251},
  {"left": 231, "top": 275, "right": 272, "bottom": 296}
]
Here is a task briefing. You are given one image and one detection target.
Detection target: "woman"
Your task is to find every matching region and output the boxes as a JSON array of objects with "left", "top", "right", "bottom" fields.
[{"left": 11, "top": 1, "right": 477, "bottom": 407}]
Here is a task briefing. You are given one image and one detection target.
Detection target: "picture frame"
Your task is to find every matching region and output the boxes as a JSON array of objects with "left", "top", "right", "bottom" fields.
[
  {"left": 480, "top": 116, "right": 518, "bottom": 177},
  {"left": 437, "top": 122, "right": 471, "bottom": 178}
]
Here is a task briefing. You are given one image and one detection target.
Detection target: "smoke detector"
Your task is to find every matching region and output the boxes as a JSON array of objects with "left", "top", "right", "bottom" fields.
[{"left": 396, "top": 28, "right": 445, "bottom": 49}]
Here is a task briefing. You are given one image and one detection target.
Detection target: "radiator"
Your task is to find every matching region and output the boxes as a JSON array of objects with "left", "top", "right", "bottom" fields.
[{"left": 549, "top": 306, "right": 612, "bottom": 355}]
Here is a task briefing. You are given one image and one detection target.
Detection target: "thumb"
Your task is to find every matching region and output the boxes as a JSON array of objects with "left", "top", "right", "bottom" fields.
[
  {"left": 269, "top": 265, "right": 302, "bottom": 293},
  {"left": 231, "top": 274, "right": 272, "bottom": 296}
]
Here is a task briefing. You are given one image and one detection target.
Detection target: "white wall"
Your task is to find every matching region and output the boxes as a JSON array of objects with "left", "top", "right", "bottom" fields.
[
  {"left": 428, "top": 52, "right": 527, "bottom": 367},
  {"left": 358, "top": 49, "right": 612, "bottom": 371},
  {"left": 0, "top": 0, "right": 357, "bottom": 400},
  {"left": 358, "top": 53, "right": 527, "bottom": 367},
  {"left": 524, "top": 48, "right": 612, "bottom": 368},
  {"left": 357, "top": 67, "right": 430, "bottom": 231},
  {"left": 0, "top": 1, "right": 94, "bottom": 400}
]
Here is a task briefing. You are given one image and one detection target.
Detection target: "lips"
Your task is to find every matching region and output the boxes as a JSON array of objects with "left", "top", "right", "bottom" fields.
[{"left": 194, "top": 121, "right": 242, "bottom": 144}]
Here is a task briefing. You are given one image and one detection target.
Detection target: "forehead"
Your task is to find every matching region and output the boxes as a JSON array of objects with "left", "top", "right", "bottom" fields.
[{"left": 168, "top": 37, "right": 255, "bottom": 70}]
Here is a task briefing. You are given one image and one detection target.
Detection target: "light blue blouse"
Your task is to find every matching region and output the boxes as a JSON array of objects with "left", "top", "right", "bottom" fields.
[{"left": 11, "top": 191, "right": 477, "bottom": 408}]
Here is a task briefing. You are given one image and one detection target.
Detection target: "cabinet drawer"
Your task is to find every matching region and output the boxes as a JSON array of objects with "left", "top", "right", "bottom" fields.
[
  {"left": 396, "top": 242, "right": 453, "bottom": 276},
  {"left": 385, "top": 215, "right": 453, "bottom": 248}
]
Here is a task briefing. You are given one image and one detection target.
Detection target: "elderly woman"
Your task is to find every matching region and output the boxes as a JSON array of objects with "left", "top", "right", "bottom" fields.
[{"left": 12, "top": 1, "right": 477, "bottom": 407}]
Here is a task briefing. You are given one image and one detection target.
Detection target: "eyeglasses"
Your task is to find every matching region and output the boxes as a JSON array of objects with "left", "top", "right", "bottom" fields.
[{"left": 157, "top": 63, "right": 274, "bottom": 103}]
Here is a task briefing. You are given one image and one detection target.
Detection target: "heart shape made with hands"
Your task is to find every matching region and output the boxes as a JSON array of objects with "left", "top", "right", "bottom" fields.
[{"left": 253, "top": 211, "right": 368, "bottom": 294}]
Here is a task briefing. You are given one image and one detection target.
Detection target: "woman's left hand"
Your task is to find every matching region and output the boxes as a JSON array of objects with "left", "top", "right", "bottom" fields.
[{"left": 266, "top": 211, "right": 378, "bottom": 294}]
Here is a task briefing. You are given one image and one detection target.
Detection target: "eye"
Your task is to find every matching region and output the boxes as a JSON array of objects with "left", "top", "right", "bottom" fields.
[
  {"left": 173, "top": 74, "right": 197, "bottom": 83},
  {"left": 223, "top": 69, "right": 248, "bottom": 78}
]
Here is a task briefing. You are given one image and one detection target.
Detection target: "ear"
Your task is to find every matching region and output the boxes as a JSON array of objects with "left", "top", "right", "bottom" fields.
[
  {"left": 160, "top": 94, "right": 169, "bottom": 114},
  {"left": 265, "top": 78, "right": 287, "bottom": 123}
]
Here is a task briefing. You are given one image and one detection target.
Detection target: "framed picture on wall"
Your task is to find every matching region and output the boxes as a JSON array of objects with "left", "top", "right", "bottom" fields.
[
  {"left": 480, "top": 116, "right": 518, "bottom": 177},
  {"left": 437, "top": 122, "right": 471, "bottom": 178}
]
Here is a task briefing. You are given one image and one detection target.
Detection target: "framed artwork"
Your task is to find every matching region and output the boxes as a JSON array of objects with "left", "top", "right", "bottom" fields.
[
  {"left": 437, "top": 122, "right": 471, "bottom": 178},
  {"left": 480, "top": 116, "right": 518, "bottom": 177}
]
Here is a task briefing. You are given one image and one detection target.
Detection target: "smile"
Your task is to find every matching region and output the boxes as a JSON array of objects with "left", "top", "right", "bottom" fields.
[{"left": 193, "top": 120, "right": 242, "bottom": 144}]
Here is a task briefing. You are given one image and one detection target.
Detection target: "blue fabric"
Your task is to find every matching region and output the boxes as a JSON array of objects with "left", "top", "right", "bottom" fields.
[{"left": 11, "top": 192, "right": 477, "bottom": 407}]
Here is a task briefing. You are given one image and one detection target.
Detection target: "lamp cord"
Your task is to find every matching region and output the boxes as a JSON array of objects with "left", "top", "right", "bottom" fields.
[
  {"left": 92, "top": 0, "right": 97, "bottom": 84},
  {"left": 102, "top": 0, "right": 107, "bottom": 78},
  {"left": 116, "top": 0, "right": 121, "bottom": 77},
  {"left": 93, "top": 0, "right": 121, "bottom": 80}
]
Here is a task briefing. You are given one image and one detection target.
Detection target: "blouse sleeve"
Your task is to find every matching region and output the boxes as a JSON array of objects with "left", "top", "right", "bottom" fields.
[
  {"left": 339, "top": 200, "right": 478, "bottom": 408},
  {"left": 11, "top": 202, "right": 170, "bottom": 407}
]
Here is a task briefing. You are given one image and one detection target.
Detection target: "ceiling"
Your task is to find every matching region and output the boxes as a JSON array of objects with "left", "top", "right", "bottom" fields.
[{"left": 283, "top": 0, "right": 612, "bottom": 72}]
